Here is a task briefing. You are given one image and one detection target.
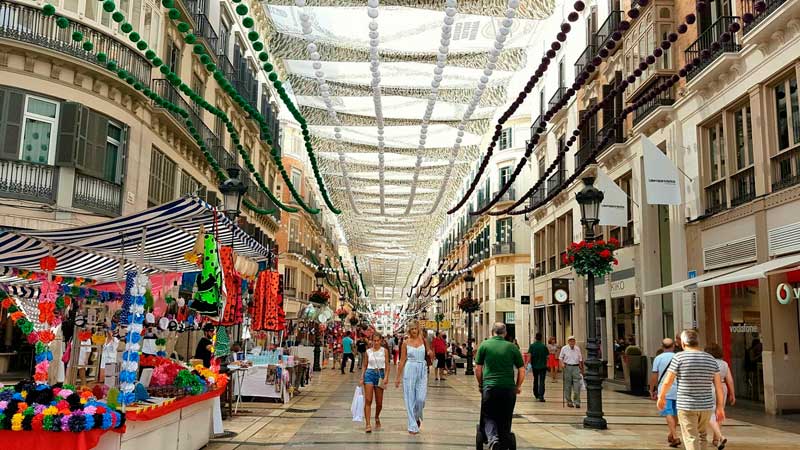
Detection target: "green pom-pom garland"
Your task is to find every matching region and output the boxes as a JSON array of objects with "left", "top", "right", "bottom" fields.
[
  {"left": 136, "top": 40, "right": 147, "bottom": 50},
  {"left": 129, "top": 31, "right": 140, "bottom": 42},
  {"left": 71, "top": 31, "right": 83, "bottom": 42},
  {"left": 121, "top": 22, "right": 133, "bottom": 33},
  {"left": 247, "top": 31, "right": 258, "bottom": 42},
  {"left": 177, "top": 22, "right": 190, "bottom": 33},
  {"left": 56, "top": 17, "right": 69, "bottom": 28},
  {"left": 242, "top": 17, "right": 254, "bottom": 28},
  {"left": 82, "top": 41, "right": 93, "bottom": 51},
  {"left": 112, "top": 11, "right": 124, "bottom": 22},
  {"left": 102, "top": 0, "right": 116, "bottom": 12},
  {"left": 168, "top": 8, "right": 180, "bottom": 20},
  {"left": 42, "top": 4, "right": 56, "bottom": 15}
]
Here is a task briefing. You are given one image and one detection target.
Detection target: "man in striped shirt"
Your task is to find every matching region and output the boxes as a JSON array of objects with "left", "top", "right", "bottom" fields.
[{"left": 657, "top": 329, "right": 725, "bottom": 450}]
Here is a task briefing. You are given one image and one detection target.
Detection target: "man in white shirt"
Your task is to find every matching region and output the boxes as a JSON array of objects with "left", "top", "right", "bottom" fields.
[{"left": 558, "top": 336, "right": 584, "bottom": 408}]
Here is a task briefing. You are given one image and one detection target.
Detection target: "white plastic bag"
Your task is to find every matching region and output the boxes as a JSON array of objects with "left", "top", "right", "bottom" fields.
[
  {"left": 351, "top": 386, "right": 365, "bottom": 422},
  {"left": 580, "top": 376, "right": 587, "bottom": 391}
]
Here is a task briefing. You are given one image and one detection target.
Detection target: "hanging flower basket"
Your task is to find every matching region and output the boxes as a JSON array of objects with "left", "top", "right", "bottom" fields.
[
  {"left": 434, "top": 313, "right": 445, "bottom": 323},
  {"left": 458, "top": 297, "right": 480, "bottom": 313},
  {"left": 564, "top": 237, "right": 620, "bottom": 278},
  {"left": 335, "top": 307, "right": 348, "bottom": 320},
  {"left": 309, "top": 289, "right": 330, "bottom": 305}
]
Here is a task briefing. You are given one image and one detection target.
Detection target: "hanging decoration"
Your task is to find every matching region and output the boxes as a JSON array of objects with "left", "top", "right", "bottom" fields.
[
  {"left": 192, "top": 233, "right": 223, "bottom": 317},
  {"left": 251, "top": 271, "right": 285, "bottom": 332},
  {"left": 564, "top": 238, "right": 620, "bottom": 277},
  {"left": 214, "top": 246, "right": 242, "bottom": 326},
  {"left": 308, "top": 290, "right": 330, "bottom": 305},
  {"left": 119, "top": 273, "right": 148, "bottom": 406}
]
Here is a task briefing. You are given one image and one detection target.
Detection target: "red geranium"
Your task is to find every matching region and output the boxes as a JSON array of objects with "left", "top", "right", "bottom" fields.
[{"left": 563, "top": 239, "right": 619, "bottom": 278}]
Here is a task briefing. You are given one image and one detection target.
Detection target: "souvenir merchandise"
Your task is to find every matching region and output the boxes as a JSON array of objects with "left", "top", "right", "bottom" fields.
[
  {"left": 251, "top": 271, "right": 285, "bottom": 331},
  {"left": 192, "top": 233, "right": 223, "bottom": 317},
  {"left": 216, "top": 246, "right": 243, "bottom": 326}
]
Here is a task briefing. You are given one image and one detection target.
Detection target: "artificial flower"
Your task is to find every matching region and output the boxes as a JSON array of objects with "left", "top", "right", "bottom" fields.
[{"left": 39, "top": 255, "right": 57, "bottom": 272}]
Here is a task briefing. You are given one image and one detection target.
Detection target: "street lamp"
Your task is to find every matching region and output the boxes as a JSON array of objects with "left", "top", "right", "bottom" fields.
[
  {"left": 575, "top": 176, "right": 607, "bottom": 430},
  {"left": 435, "top": 296, "right": 442, "bottom": 333},
  {"left": 463, "top": 271, "right": 476, "bottom": 376},
  {"left": 313, "top": 266, "right": 326, "bottom": 372},
  {"left": 219, "top": 167, "right": 248, "bottom": 220}
]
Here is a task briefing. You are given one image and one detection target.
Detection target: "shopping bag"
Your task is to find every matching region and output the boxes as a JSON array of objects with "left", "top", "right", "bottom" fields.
[
  {"left": 580, "top": 376, "right": 587, "bottom": 391},
  {"left": 351, "top": 386, "right": 365, "bottom": 422}
]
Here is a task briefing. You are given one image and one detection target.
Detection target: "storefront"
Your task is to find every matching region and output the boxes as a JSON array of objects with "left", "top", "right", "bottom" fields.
[{"left": 532, "top": 278, "right": 574, "bottom": 345}]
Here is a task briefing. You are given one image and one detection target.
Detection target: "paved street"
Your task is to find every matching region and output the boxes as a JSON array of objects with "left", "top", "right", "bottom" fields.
[{"left": 208, "top": 367, "right": 800, "bottom": 450}]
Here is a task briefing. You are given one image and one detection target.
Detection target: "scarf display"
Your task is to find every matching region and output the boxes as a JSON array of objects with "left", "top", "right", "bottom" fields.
[{"left": 251, "top": 271, "right": 285, "bottom": 332}]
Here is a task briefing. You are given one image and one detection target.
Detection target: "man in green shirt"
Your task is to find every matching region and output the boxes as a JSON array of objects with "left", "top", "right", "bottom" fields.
[
  {"left": 528, "top": 332, "right": 549, "bottom": 402},
  {"left": 475, "top": 323, "right": 525, "bottom": 450}
]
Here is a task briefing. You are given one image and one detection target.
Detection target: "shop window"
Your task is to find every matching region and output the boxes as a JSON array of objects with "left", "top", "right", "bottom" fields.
[
  {"left": 147, "top": 147, "right": 176, "bottom": 206},
  {"left": 499, "top": 128, "right": 512, "bottom": 150},
  {"left": 20, "top": 96, "right": 59, "bottom": 165}
]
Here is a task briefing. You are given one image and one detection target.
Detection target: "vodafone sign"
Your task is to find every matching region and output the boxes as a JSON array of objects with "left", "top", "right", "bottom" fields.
[{"left": 775, "top": 283, "right": 800, "bottom": 305}]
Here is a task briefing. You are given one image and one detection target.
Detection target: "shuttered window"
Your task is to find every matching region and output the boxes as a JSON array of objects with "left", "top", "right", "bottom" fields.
[
  {"left": 148, "top": 147, "right": 177, "bottom": 206},
  {"left": 179, "top": 169, "right": 207, "bottom": 198}
]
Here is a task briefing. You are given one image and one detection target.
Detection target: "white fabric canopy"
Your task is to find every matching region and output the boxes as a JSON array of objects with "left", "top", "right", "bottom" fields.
[
  {"left": 696, "top": 253, "right": 800, "bottom": 288},
  {"left": 642, "top": 266, "right": 750, "bottom": 297},
  {"left": 267, "top": 0, "right": 554, "bottom": 301}
]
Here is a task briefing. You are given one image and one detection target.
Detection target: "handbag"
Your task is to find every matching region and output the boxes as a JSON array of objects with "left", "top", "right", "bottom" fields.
[
  {"left": 351, "top": 386, "right": 364, "bottom": 422},
  {"left": 423, "top": 339, "right": 433, "bottom": 367}
]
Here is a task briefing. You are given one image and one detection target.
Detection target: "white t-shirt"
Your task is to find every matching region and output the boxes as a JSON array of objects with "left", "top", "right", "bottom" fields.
[
  {"left": 559, "top": 345, "right": 583, "bottom": 365},
  {"left": 367, "top": 347, "right": 386, "bottom": 370}
]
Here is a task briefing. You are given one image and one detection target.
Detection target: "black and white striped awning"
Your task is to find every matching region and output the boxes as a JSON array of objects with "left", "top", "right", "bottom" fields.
[{"left": 0, "top": 196, "right": 270, "bottom": 283}]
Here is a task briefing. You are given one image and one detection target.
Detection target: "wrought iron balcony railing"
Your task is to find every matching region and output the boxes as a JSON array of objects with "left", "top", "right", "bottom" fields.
[
  {"left": 492, "top": 241, "right": 516, "bottom": 256},
  {"left": 72, "top": 173, "right": 122, "bottom": 217},
  {"left": 597, "top": 119, "right": 625, "bottom": 153},
  {"left": 492, "top": 187, "right": 516, "bottom": 203},
  {"left": 730, "top": 167, "right": 756, "bottom": 207},
  {"left": 594, "top": 10, "right": 623, "bottom": 53},
  {"left": 685, "top": 16, "right": 741, "bottom": 81},
  {"left": 742, "top": 0, "right": 787, "bottom": 35},
  {"left": 632, "top": 76, "right": 676, "bottom": 126},
  {"left": 548, "top": 86, "right": 568, "bottom": 110},
  {"left": 546, "top": 170, "right": 566, "bottom": 196},
  {"left": 0, "top": 158, "right": 58, "bottom": 204},
  {"left": 575, "top": 43, "right": 595, "bottom": 78},
  {"left": 0, "top": 0, "right": 151, "bottom": 85}
]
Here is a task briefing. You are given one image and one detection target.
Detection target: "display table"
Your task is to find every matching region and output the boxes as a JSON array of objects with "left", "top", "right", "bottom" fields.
[
  {"left": 93, "top": 387, "right": 224, "bottom": 450},
  {"left": 0, "top": 428, "right": 123, "bottom": 450},
  {"left": 233, "top": 364, "right": 285, "bottom": 401}
]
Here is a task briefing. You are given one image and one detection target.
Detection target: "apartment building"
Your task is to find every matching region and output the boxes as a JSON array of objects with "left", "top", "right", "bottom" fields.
[
  {"left": 275, "top": 123, "right": 342, "bottom": 317},
  {"left": 0, "top": 0, "right": 281, "bottom": 244},
  {"left": 436, "top": 114, "right": 533, "bottom": 346}
]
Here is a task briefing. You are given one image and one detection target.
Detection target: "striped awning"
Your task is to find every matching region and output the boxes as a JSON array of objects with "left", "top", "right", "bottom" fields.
[{"left": 0, "top": 196, "right": 270, "bottom": 283}]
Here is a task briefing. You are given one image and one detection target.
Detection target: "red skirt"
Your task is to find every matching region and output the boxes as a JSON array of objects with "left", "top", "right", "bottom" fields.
[{"left": 547, "top": 354, "right": 559, "bottom": 369}]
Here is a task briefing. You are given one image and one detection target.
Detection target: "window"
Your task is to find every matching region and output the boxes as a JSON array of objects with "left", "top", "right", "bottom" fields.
[
  {"left": 104, "top": 123, "right": 122, "bottom": 183},
  {"left": 191, "top": 74, "right": 204, "bottom": 112},
  {"left": 504, "top": 312, "right": 515, "bottom": 324},
  {"left": 167, "top": 38, "right": 181, "bottom": 77},
  {"left": 608, "top": 172, "right": 633, "bottom": 245},
  {"left": 734, "top": 104, "right": 754, "bottom": 170},
  {"left": 283, "top": 267, "right": 296, "bottom": 290},
  {"left": 291, "top": 168, "right": 303, "bottom": 193},
  {"left": 498, "top": 166, "right": 512, "bottom": 188},
  {"left": 499, "top": 275, "right": 515, "bottom": 299},
  {"left": 148, "top": 147, "right": 176, "bottom": 206},
  {"left": 219, "top": 21, "right": 231, "bottom": 58},
  {"left": 496, "top": 217, "right": 512, "bottom": 243},
  {"left": 539, "top": 90, "right": 545, "bottom": 117},
  {"left": 20, "top": 96, "right": 59, "bottom": 165},
  {"left": 775, "top": 75, "right": 800, "bottom": 151},
  {"left": 537, "top": 157, "right": 545, "bottom": 178},
  {"left": 143, "top": 4, "right": 160, "bottom": 51},
  {"left": 288, "top": 218, "right": 299, "bottom": 244},
  {"left": 499, "top": 128, "right": 512, "bottom": 150},
  {"left": 704, "top": 120, "right": 727, "bottom": 213},
  {"left": 179, "top": 170, "right": 206, "bottom": 197}
]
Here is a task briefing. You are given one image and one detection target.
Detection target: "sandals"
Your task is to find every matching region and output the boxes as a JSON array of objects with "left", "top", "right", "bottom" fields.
[
  {"left": 365, "top": 425, "right": 372, "bottom": 433},
  {"left": 668, "top": 435, "right": 681, "bottom": 448},
  {"left": 713, "top": 437, "right": 727, "bottom": 450},
  {"left": 374, "top": 420, "right": 382, "bottom": 430}
]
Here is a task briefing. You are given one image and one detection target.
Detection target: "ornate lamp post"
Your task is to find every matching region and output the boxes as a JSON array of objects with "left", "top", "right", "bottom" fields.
[
  {"left": 219, "top": 167, "right": 248, "bottom": 245},
  {"left": 435, "top": 296, "right": 442, "bottom": 333},
  {"left": 313, "top": 266, "right": 326, "bottom": 372},
  {"left": 575, "top": 177, "right": 607, "bottom": 430},
  {"left": 464, "top": 271, "right": 476, "bottom": 376}
]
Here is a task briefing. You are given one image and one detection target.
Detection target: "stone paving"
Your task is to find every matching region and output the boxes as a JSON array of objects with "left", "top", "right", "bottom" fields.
[{"left": 207, "top": 366, "right": 799, "bottom": 449}]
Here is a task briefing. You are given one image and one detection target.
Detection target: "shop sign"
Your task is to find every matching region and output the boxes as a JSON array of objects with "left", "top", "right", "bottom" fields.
[
  {"left": 776, "top": 283, "right": 800, "bottom": 305},
  {"left": 611, "top": 280, "right": 625, "bottom": 293},
  {"left": 552, "top": 278, "right": 569, "bottom": 303},
  {"left": 423, "top": 320, "right": 451, "bottom": 329},
  {"left": 729, "top": 324, "right": 759, "bottom": 333},
  {"left": 521, "top": 295, "right": 530, "bottom": 305}
]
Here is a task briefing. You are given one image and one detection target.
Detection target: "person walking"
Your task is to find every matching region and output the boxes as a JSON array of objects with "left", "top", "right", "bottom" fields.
[
  {"left": 706, "top": 343, "right": 735, "bottom": 450},
  {"left": 650, "top": 338, "right": 681, "bottom": 448},
  {"left": 559, "top": 336, "right": 583, "bottom": 408},
  {"left": 360, "top": 334, "right": 390, "bottom": 433},
  {"left": 528, "top": 332, "right": 548, "bottom": 402},
  {"left": 387, "top": 335, "right": 397, "bottom": 365},
  {"left": 547, "top": 337, "right": 560, "bottom": 382},
  {"left": 395, "top": 320, "right": 431, "bottom": 435},
  {"left": 658, "top": 330, "right": 725, "bottom": 450},
  {"left": 341, "top": 331, "right": 355, "bottom": 374},
  {"left": 433, "top": 332, "right": 448, "bottom": 381},
  {"left": 357, "top": 336, "right": 368, "bottom": 369},
  {"left": 475, "top": 323, "right": 525, "bottom": 449}
]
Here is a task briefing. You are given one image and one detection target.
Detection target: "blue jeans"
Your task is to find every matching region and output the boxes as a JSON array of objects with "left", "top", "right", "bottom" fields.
[{"left": 532, "top": 368, "right": 546, "bottom": 399}]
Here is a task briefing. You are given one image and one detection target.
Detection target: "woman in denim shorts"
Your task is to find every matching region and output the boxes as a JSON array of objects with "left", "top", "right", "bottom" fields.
[{"left": 360, "top": 333, "right": 390, "bottom": 433}]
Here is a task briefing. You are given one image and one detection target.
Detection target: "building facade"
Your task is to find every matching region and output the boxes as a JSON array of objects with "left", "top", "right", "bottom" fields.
[{"left": 435, "top": 114, "right": 533, "bottom": 347}]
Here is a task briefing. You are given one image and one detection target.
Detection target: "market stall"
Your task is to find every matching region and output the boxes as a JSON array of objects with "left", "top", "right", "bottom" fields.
[{"left": 0, "top": 196, "right": 281, "bottom": 449}]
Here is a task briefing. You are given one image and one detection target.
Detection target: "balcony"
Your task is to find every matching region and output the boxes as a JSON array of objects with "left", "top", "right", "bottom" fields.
[
  {"left": 288, "top": 241, "right": 304, "bottom": 254},
  {"left": 632, "top": 76, "right": 676, "bottom": 127},
  {"left": 534, "top": 261, "right": 546, "bottom": 278},
  {"left": 0, "top": 0, "right": 151, "bottom": 85},
  {"left": 211, "top": 145, "right": 236, "bottom": 170},
  {"left": 704, "top": 180, "right": 727, "bottom": 216},
  {"left": 530, "top": 114, "right": 546, "bottom": 140},
  {"left": 0, "top": 158, "right": 58, "bottom": 203},
  {"left": 152, "top": 79, "right": 218, "bottom": 149},
  {"left": 492, "top": 242, "right": 516, "bottom": 256},
  {"left": 743, "top": 0, "right": 788, "bottom": 35},
  {"left": 184, "top": 0, "right": 219, "bottom": 55},
  {"left": 771, "top": 146, "right": 800, "bottom": 191},
  {"left": 594, "top": 11, "right": 623, "bottom": 54},
  {"left": 575, "top": 43, "right": 595, "bottom": 79},
  {"left": 72, "top": 173, "right": 122, "bottom": 217},
  {"left": 217, "top": 53, "right": 235, "bottom": 80},
  {"left": 548, "top": 255, "right": 557, "bottom": 273},
  {"left": 597, "top": 120, "right": 625, "bottom": 153},
  {"left": 546, "top": 170, "right": 566, "bottom": 196},
  {"left": 730, "top": 167, "right": 756, "bottom": 207},
  {"left": 574, "top": 144, "right": 595, "bottom": 170},
  {"left": 685, "top": 16, "right": 741, "bottom": 81},
  {"left": 492, "top": 188, "right": 516, "bottom": 203},
  {"left": 548, "top": 86, "right": 568, "bottom": 110}
]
